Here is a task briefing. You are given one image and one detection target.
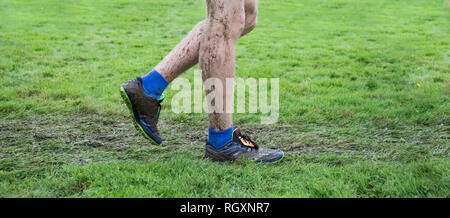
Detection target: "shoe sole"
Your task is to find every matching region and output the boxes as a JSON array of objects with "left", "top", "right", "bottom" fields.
[
  {"left": 251, "top": 151, "right": 284, "bottom": 163},
  {"left": 205, "top": 148, "right": 284, "bottom": 163},
  {"left": 259, "top": 151, "right": 284, "bottom": 163},
  {"left": 119, "top": 86, "right": 161, "bottom": 145}
]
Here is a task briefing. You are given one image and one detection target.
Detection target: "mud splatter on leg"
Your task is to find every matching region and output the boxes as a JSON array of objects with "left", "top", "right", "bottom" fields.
[
  {"left": 154, "top": 0, "right": 257, "bottom": 83},
  {"left": 199, "top": 0, "right": 245, "bottom": 130}
]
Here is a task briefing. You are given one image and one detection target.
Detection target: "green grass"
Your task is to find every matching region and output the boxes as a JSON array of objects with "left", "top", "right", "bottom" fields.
[{"left": 0, "top": 0, "right": 449, "bottom": 197}]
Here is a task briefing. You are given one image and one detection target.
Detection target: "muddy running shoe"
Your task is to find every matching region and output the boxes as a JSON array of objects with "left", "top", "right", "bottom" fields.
[
  {"left": 120, "top": 77, "right": 164, "bottom": 145},
  {"left": 205, "top": 128, "right": 284, "bottom": 162}
]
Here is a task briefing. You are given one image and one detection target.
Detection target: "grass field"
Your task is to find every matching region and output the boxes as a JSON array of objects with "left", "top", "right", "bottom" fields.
[{"left": 0, "top": 0, "right": 449, "bottom": 197}]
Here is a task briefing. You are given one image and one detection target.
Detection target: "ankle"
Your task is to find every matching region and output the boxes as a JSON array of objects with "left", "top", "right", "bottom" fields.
[
  {"left": 141, "top": 69, "right": 168, "bottom": 99},
  {"left": 208, "top": 126, "right": 233, "bottom": 149}
]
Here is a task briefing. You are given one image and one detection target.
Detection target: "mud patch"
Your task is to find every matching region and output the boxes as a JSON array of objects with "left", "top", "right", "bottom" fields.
[
  {"left": 0, "top": 114, "right": 205, "bottom": 171},
  {"left": 1, "top": 113, "right": 447, "bottom": 171}
]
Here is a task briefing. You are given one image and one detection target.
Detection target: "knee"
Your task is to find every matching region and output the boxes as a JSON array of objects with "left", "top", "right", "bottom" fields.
[
  {"left": 207, "top": 1, "right": 246, "bottom": 39},
  {"left": 243, "top": 0, "right": 258, "bottom": 35}
]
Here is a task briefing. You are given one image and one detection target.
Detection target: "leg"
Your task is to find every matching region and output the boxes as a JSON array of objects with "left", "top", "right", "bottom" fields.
[
  {"left": 200, "top": 0, "right": 245, "bottom": 131},
  {"left": 154, "top": 0, "right": 258, "bottom": 83},
  {"left": 154, "top": 21, "right": 205, "bottom": 83},
  {"left": 201, "top": 0, "right": 283, "bottom": 162}
]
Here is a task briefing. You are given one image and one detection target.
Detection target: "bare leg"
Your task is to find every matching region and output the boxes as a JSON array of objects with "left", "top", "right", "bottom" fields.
[
  {"left": 199, "top": 0, "right": 245, "bottom": 131},
  {"left": 154, "top": 0, "right": 258, "bottom": 83}
]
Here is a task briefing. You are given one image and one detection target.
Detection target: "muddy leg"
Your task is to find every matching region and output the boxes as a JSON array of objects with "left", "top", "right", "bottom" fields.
[
  {"left": 199, "top": 0, "right": 245, "bottom": 130},
  {"left": 154, "top": 21, "right": 205, "bottom": 83}
]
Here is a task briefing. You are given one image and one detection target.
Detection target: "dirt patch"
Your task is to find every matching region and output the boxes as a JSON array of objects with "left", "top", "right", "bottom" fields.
[
  {"left": 0, "top": 113, "right": 316, "bottom": 171},
  {"left": 0, "top": 114, "right": 204, "bottom": 171},
  {"left": 1, "top": 113, "right": 447, "bottom": 171}
]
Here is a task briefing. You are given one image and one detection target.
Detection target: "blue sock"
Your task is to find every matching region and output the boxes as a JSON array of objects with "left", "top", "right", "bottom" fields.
[
  {"left": 140, "top": 69, "right": 168, "bottom": 99},
  {"left": 208, "top": 126, "right": 233, "bottom": 149}
]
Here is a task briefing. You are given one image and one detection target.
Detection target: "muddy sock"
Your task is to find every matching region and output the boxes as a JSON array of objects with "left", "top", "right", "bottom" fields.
[
  {"left": 208, "top": 126, "right": 233, "bottom": 149},
  {"left": 140, "top": 69, "right": 168, "bottom": 99}
]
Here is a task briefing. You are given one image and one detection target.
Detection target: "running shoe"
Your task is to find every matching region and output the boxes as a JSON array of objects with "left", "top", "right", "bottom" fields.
[
  {"left": 120, "top": 77, "right": 164, "bottom": 145},
  {"left": 205, "top": 128, "right": 284, "bottom": 162}
]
